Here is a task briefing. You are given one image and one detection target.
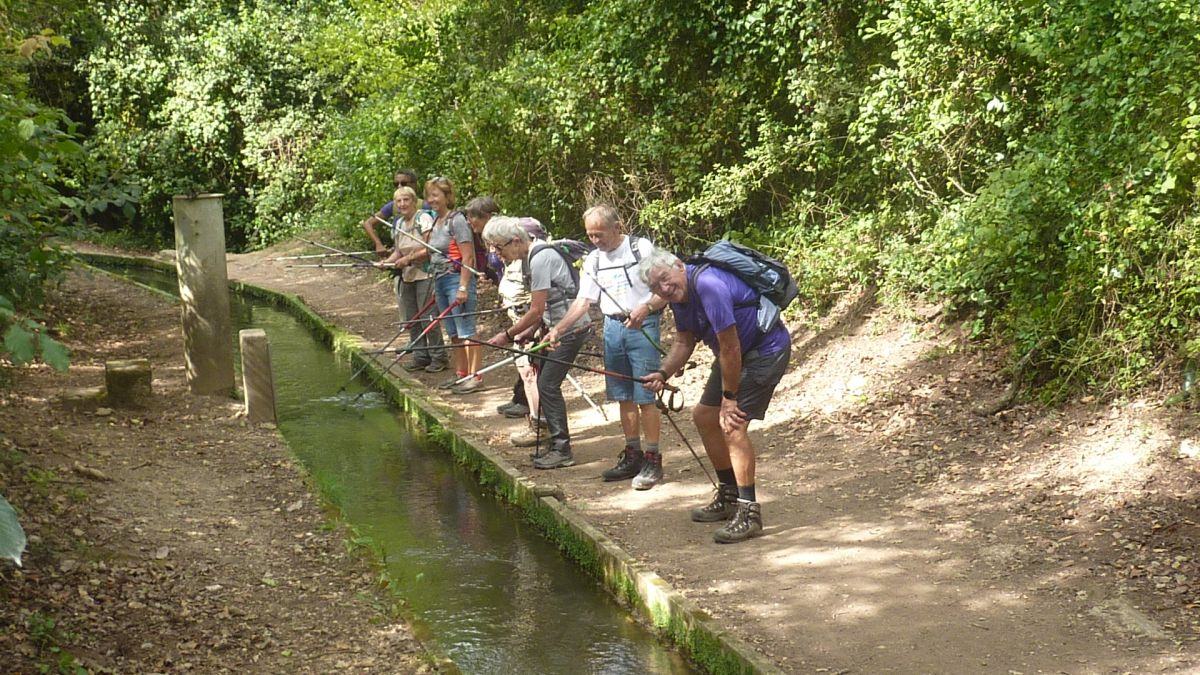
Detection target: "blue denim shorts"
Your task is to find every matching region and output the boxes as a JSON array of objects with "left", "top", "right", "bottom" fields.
[
  {"left": 433, "top": 271, "right": 478, "bottom": 338},
  {"left": 603, "top": 314, "right": 662, "bottom": 405}
]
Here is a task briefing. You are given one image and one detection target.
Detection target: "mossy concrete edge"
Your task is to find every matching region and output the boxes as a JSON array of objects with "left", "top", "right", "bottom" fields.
[{"left": 78, "top": 252, "right": 783, "bottom": 675}]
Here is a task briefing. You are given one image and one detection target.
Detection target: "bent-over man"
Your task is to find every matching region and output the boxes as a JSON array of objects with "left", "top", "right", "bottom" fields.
[{"left": 640, "top": 246, "right": 791, "bottom": 543}]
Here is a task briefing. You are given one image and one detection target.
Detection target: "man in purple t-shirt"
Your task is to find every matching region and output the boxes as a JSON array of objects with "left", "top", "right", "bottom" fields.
[{"left": 640, "top": 246, "right": 791, "bottom": 543}]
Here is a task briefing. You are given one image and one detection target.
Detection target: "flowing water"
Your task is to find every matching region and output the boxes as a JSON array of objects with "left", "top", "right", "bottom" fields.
[{"left": 106, "top": 265, "right": 692, "bottom": 674}]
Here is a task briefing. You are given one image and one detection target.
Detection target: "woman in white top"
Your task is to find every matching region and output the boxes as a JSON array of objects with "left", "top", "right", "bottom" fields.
[{"left": 376, "top": 186, "right": 448, "bottom": 372}]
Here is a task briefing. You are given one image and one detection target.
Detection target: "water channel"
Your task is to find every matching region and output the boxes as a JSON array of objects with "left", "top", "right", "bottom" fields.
[{"left": 101, "top": 264, "right": 692, "bottom": 674}]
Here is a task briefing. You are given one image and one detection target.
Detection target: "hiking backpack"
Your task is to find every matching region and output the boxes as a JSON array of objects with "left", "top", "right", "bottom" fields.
[
  {"left": 686, "top": 240, "right": 799, "bottom": 332},
  {"left": 521, "top": 238, "right": 595, "bottom": 300}
]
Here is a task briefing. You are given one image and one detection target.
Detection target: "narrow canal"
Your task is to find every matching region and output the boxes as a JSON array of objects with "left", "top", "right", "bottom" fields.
[{"left": 106, "top": 265, "right": 693, "bottom": 674}]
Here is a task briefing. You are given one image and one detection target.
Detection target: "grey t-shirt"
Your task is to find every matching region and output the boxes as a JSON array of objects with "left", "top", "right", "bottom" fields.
[
  {"left": 527, "top": 245, "right": 589, "bottom": 330},
  {"left": 427, "top": 211, "right": 473, "bottom": 275}
]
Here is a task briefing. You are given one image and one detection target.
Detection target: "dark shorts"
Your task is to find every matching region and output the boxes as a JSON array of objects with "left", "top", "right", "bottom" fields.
[{"left": 698, "top": 346, "right": 791, "bottom": 420}]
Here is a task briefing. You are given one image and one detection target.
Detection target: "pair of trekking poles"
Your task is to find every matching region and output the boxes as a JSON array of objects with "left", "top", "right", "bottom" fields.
[{"left": 312, "top": 234, "right": 717, "bottom": 488}]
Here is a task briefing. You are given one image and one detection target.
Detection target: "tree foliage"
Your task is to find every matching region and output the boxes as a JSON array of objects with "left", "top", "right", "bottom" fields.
[
  {"left": 0, "top": 5, "right": 78, "bottom": 371},
  {"left": 15, "top": 0, "right": 1200, "bottom": 395}
]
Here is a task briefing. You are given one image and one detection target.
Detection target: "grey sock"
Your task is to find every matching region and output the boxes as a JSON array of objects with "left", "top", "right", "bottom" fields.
[
  {"left": 625, "top": 437, "right": 641, "bottom": 452},
  {"left": 644, "top": 442, "right": 659, "bottom": 455},
  {"left": 737, "top": 484, "right": 756, "bottom": 503}
]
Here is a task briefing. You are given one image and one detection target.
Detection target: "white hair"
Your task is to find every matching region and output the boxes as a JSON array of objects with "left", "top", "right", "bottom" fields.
[
  {"left": 637, "top": 246, "right": 680, "bottom": 285},
  {"left": 482, "top": 216, "right": 531, "bottom": 247},
  {"left": 582, "top": 204, "right": 621, "bottom": 230}
]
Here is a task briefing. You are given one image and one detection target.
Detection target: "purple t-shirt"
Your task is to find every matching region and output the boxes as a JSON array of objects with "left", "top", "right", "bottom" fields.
[{"left": 670, "top": 265, "right": 790, "bottom": 357}]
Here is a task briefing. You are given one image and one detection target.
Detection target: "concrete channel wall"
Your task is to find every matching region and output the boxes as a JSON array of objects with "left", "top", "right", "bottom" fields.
[{"left": 79, "top": 252, "right": 783, "bottom": 675}]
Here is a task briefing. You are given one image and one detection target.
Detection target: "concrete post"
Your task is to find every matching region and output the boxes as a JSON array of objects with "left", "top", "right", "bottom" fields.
[
  {"left": 239, "top": 329, "right": 277, "bottom": 423},
  {"left": 172, "top": 194, "right": 235, "bottom": 396},
  {"left": 104, "top": 358, "right": 152, "bottom": 408}
]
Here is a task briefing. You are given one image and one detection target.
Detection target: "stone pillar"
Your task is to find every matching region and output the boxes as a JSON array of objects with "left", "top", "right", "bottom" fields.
[
  {"left": 172, "top": 194, "right": 235, "bottom": 396},
  {"left": 104, "top": 358, "right": 152, "bottom": 408},
  {"left": 239, "top": 329, "right": 277, "bottom": 423}
]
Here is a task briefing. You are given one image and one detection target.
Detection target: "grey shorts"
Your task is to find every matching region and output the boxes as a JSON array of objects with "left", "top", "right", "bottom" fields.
[{"left": 698, "top": 346, "right": 791, "bottom": 420}]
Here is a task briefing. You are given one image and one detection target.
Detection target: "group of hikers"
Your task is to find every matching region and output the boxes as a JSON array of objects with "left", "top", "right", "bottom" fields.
[{"left": 358, "top": 170, "right": 792, "bottom": 544}]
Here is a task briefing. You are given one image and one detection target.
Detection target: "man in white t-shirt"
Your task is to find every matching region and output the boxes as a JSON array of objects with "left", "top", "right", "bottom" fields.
[{"left": 546, "top": 205, "right": 669, "bottom": 489}]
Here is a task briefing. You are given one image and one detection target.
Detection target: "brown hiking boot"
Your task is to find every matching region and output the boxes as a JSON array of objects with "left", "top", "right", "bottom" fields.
[
  {"left": 601, "top": 448, "right": 644, "bottom": 481},
  {"left": 713, "top": 501, "right": 763, "bottom": 543},
  {"left": 690, "top": 484, "right": 738, "bottom": 522}
]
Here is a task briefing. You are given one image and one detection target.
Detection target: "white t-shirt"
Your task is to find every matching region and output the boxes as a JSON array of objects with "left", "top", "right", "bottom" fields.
[{"left": 577, "top": 236, "right": 654, "bottom": 317}]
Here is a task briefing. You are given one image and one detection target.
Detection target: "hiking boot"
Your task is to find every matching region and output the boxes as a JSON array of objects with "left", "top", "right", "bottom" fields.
[
  {"left": 510, "top": 418, "right": 545, "bottom": 447},
  {"left": 601, "top": 448, "right": 644, "bottom": 482},
  {"left": 690, "top": 484, "right": 739, "bottom": 522},
  {"left": 497, "top": 402, "right": 530, "bottom": 418},
  {"left": 631, "top": 451, "right": 662, "bottom": 490},
  {"left": 403, "top": 360, "right": 430, "bottom": 372},
  {"left": 450, "top": 377, "right": 482, "bottom": 395},
  {"left": 713, "top": 501, "right": 763, "bottom": 544},
  {"left": 510, "top": 429, "right": 543, "bottom": 447},
  {"left": 532, "top": 447, "right": 574, "bottom": 470},
  {"left": 438, "top": 376, "right": 464, "bottom": 390},
  {"left": 424, "top": 361, "right": 448, "bottom": 373}
]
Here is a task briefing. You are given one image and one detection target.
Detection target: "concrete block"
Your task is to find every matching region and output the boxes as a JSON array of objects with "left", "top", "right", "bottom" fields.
[
  {"left": 104, "top": 358, "right": 152, "bottom": 408},
  {"left": 173, "top": 193, "right": 235, "bottom": 396},
  {"left": 239, "top": 329, "right": 277, "bottom": 423},
  {"left": 58, "top": 386, "right": 105, "bottom": 412}
]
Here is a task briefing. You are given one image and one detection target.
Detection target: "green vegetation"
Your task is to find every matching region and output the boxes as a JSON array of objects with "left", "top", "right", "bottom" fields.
[
  {"left": 9, "top": 1, "right": 1200, "bottom": 395},
  {"left": 25, "top": 611, "right": 87, "bottom": 675}
]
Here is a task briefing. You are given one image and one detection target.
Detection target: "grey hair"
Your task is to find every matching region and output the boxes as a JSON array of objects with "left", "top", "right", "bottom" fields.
[
  {"left": 482, "top": 216, "right": 531, "bottom": 247},
  {"left": 582, "top": 204, "right": 620, "bottom": 230},
  {"left": 637, "top": 246, "right": 680, "bottom": 285},
  {"left": 464, "top": 195, "right": 501, "bottom": 220}
]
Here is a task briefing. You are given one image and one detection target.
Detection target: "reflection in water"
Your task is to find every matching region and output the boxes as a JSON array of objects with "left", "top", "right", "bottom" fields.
[{"left": 112, "top": 267, "right": 692, "bottom": 674}]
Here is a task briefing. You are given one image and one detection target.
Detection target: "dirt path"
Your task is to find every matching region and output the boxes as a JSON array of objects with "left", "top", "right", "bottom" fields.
[
  {"left": 1, "top": 269, "right": 430, "bottom": 673},
  {"left": 83, "top": 242, "right": 1200, "bottom": 672}
]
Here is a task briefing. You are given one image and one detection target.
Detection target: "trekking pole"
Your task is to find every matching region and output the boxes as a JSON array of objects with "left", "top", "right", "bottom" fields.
[
  {"left": 344, "top": 299, "right": 462, "bottom": 405},
  {"left": 364, "top": 343, "right": 467, "bottom": 355},
  {"left": 333, "top": 294, "right": 438, "bottom": 395},
  {"left": 389, "top": 305, "right": 510, "bottom": 325},
  {"left": 273, "top": 251, "right": 374, "bottom": 261},
  {"left": 446, "top": 344, "right": 543, "bottom": 386},
  {"left": 565, "top": 372, "right": 608, "bottom": 421},
  {"left": 372, "top": 215, "right": 486, "bottom": 277},
  {"left": 463, "top": 336, "right": 674, "bottom": 390},
  {"left": 297, "top": 237, "right": 379, "bottom": 266},
  {"left": 286, "top": 262, "right": 375, "bottom": 269},
  {"left": 657, "top": 405, "right": 717, "bottom": 489},
  {"left": 445, "top": 324, "right": 589, "bottom": 387},
  {"left": 467, "top": 338, "right": 715, "bottom": 486}
]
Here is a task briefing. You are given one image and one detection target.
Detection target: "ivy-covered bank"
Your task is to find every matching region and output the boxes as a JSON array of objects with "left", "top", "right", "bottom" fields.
[{"left": 9, "top": 1, "right": 1200, "bottom": 397}]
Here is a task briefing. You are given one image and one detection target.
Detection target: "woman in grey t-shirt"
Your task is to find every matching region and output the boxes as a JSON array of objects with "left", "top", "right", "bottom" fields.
[
  {"left": 403, "top": 176, "right": 482, "bottom": 393},
  {"left": 482, "top": 219, "right": 589, "bottom": 470}
]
